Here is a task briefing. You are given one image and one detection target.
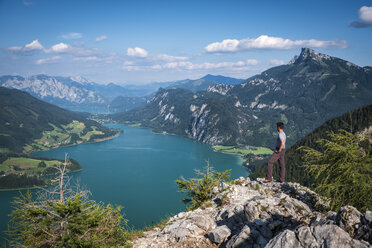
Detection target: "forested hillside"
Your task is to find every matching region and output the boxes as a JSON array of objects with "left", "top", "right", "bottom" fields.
[
  {"left": 0, "top": 87, "right": 119, "bottom": 153},
  {"left": 250, "top": 104, "right": 372, "bottom": 186}
]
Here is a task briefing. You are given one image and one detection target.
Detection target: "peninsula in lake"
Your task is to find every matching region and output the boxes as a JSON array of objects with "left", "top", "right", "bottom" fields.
[{"left": 0, "top": 87, "right": 120, "bottom": 189}]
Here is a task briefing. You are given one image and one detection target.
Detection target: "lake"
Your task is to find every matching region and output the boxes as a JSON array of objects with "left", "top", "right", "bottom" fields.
[{"left": 0, "top": 124, "right": 248, "bottom": 243}]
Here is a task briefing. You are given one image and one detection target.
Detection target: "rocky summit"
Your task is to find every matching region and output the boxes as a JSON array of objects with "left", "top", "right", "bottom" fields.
[{"left": 133, "top": 178, "right": 372, "bottom": 248}]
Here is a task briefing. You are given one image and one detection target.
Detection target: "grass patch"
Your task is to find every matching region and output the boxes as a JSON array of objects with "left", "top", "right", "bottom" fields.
[
  {"left": 212, "top": 145, "right": 272, "bottom": 156},
  {"left": 255, "top": 184, "right": 260, "bottom": 191},
  {"left": 0, "top": 148, "right": 11, "bottom": 153},
  {"left": 24, "top": 120, "right": 110, "bottom": 153},
  {"left": 128, "top": 123, "right": 142, "bottom": 127},
  {"left": 1, "top": 157, "right": 63, "bottom": 175},
  {"left": 260, "top": 205, "right": 268, "bottom": 212}
]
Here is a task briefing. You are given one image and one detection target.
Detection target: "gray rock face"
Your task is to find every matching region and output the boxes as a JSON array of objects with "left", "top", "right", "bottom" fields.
[
  {"left": 336, "top": 205, "right": 362, "bottom": 236},
  {"left": 1, "top": 75, "right": 106, "bottom": 105},
  {"left": 133, "top": 178, "right": 372, "bottom": 248},
  {"left": 225, "top": 225, "right": 251, "bottom": 248},
  {"left": 296, "top": 226, "right": 319, "bottom": 248},
  {"left": 208, "top": 225, "right": 231, "bottom": 244},
  {"left": 265, "top": 229, "right": 301, "bottom": 248},
  {"left": 365, "top": 211, "right": 372, "bottom": 223}
]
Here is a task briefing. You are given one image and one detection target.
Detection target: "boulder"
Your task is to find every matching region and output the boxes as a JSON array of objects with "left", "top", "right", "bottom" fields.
[
  {"left": 225, "top": 225, "right": 252, "bottom": 248},
  {"left": 336, "top": 205, "right": 362, "bottom": 236},
  {"left": 208, "top": 225, "right": 231, "bottom": 244},
  {"left": 265, "top": 229, "right": 301, "bottom": 248},
  {"left": 296, "top": 226, "right": 319, "bottom": 248}
]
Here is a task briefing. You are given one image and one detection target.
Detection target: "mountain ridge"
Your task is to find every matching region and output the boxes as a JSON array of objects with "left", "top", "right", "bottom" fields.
[
  {"left": 0, "top": 74, "right": 244, "bottom": 113},
  {"left": 113, "top": 48, "right": 372, "bottom": 148}
]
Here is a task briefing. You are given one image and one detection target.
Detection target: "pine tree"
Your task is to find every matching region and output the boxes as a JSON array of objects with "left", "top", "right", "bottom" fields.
[
  {"left": 298, "top": 130, "right": 372, "bottom": 211},
  {"left": 175, "top": 164, "right": 231, "bottom": 211},
  {"left": 7, "top": 154, "right": 132, "bottom": 247}
]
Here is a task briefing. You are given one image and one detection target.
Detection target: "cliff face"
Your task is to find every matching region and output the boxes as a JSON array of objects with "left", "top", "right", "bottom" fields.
[{"left": 134, "top": 178, "right": 372, "bottom": 248}]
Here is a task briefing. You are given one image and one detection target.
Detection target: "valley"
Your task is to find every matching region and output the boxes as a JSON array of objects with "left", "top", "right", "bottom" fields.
[{"left": 0, "top": 48, "right": 371, "bottom": 247}]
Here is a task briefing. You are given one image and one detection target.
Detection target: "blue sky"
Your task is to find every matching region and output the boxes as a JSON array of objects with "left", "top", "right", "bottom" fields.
[{"left": 0, "top": 0, "right": 371, "bottom": 84}]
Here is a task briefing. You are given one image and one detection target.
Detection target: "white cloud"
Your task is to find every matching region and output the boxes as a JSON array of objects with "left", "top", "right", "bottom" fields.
[
  {"left": 62, "top": 32, "right": 82, "bottom": 39},
  {"left": 6, "top": 40, "right": 104, "bottom": 58},
  {"left": 73, "top": 55, "right": 116, "bottom": 64},
  {"left": 73, "top": 56, "right": 100, "bottom": 62},
  {"left": 7, "top": 39, "right": 44, "bottom": 54},
  {"left": 246, "top": 59, "right": 260, "bottom": 65},
  {"left": 95, "top": 35, "right": 108, "bottom": 42},
  {"left": 153, "top": 54, "right": 188, "bottom": 62},
  {"left": 25, "top": 40, "right": 44, "bottom": 50},
  {"left": 36, "top": 56, "right": 61, "bottom": 64},
  {"left": 205, "top": 35, "right": 347, "bottom": 53},
  {"left": 23, "top": 1, "right": 35, "bottom": 6},
  {"left": 269, "top": 59, "right": 285, "bottom": 66},
  {"left": 350, "top": 6, "right": 372, "bottom": 28},
  {"left": 127, "top": 47, "right": 148, "bottom": 57},
  {"left": 359, "top": 6, "right": 372, "bottom": 23},
  {"left": 123, "top": 59, "right": 259, "bottom": 71},
  {"left": 50, "top": 43, "right": 71, "bottom": 53}
]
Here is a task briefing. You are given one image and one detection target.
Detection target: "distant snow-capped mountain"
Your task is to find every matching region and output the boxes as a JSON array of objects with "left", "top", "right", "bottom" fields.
[
  {"left": 0, "top": 74, "right": 244, "bottom": 113},
  {"left": 0, "top": 75, "right": 106, "bottom": 106}
]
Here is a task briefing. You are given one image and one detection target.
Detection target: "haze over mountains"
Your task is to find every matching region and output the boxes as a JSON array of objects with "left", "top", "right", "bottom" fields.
[
  {"left": 113, "top": 48, "right": 372, "bottom": 148},
  {"left": 1, "top": 48, "right": 372, "bottom": 149},
  {"left": 0, "top": 74, "right": 243, "bottom": 113}
]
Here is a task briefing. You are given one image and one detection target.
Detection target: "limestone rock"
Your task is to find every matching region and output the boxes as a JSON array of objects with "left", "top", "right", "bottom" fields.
[
  {"left": 265, "top": 229, "right": 301, "bottom": 248},
  {"left": 133, "top": 178, "right": 372, "bottom": 248},
  {"left": 208, "top": 225, "right": 231, "bottom": 244},
  {"left": 365, "top": 210, "right": 372, "bottom": 223},
  {"left": 296, "top": 226, "right": 319, "bottom": 248},
  {"left": 336, "top": 205, "right": 362, "bottom": 236}
]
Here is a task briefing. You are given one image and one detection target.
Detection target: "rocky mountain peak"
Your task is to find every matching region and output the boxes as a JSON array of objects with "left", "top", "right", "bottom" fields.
[
  {"left": 134, "top": 177, "right": 372, "bottom": 247},
  {"left": 289, "top": 48, "right": 332, "bottom": 65},
  {"left": 69, "top": 76, "right": 93, "bottom": 85}
]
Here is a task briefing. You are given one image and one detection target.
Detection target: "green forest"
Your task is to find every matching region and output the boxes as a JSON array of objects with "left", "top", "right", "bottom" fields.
[{"left": 251, "top": 104, "right": 372, "bottom": 211}]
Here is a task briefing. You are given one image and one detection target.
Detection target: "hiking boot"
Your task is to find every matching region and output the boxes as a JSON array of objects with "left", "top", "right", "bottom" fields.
[{"left": 262, "top": 179, "right": 272, "bottom": 183}]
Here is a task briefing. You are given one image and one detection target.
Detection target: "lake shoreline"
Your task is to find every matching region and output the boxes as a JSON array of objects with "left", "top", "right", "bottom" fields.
[
  {"left": 0, "top": 122, "right": 249, "bottom": 240},
  {"left": 26, "top": 131, "right": 122, "bottom": 155},
  {"left": 117, "top": 122, "right": 250, "bottom": 168},
  {"left": 0, "top": 131, "right": 120, "bottom": 191},
  {"left": 0, "top": 168, "right": 83, "bottom": 192}
]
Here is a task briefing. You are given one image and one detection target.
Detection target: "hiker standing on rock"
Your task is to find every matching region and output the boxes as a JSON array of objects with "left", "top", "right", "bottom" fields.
[{"left": 263, "top": 122, "right": 286, "bottom": 183}]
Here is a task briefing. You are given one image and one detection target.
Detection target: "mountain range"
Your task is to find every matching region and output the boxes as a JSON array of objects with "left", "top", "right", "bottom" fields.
[
  {"left": 112, "top": 48, "right": 372, "bottom": 148},
  {"left": 0, "top": 74, "right": 243, "bottom": 113},
  {"left": 166, "top": 74, "right": 244, "bottom": 92}
]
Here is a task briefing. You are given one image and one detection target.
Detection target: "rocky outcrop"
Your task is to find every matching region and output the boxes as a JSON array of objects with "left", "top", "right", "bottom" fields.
[{"left": 133, "top": 178, "right": 371, "bottom": 248}]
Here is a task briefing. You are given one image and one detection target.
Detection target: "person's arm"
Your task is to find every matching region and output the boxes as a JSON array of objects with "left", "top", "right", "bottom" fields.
[{"left": 278, "top": 139, "right": 284, "bottom": 152}]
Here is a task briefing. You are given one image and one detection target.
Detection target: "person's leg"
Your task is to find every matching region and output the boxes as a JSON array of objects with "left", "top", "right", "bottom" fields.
[
  {"left": 266, "top": 152, "right": 280, "bottom": 181},
  {"left": 278, "top": 150, "right": 286, "bottom": 182}
]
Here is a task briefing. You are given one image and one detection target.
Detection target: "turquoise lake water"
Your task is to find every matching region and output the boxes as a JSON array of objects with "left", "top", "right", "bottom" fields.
[{"left": 0, "top": 124, "right": 248, "bottom": 243}]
